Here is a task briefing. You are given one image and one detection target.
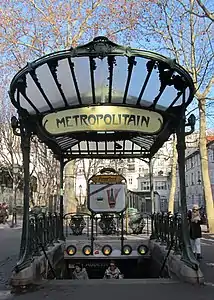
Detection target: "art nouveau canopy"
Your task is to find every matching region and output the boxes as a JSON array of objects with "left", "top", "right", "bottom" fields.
[{"left": 9, "top": 36, "right": 195, "bottom": 159}]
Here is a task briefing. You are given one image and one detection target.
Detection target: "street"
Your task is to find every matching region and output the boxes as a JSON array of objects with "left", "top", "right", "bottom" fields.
[
  {"left": 200, "top": 234, "right": 214, "bottom": 286},
  {"left": 0, "top": 224, "right": 21, "bottom": 290}
]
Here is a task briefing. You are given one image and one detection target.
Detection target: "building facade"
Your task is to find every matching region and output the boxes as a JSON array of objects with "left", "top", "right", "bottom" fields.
[
  {"left": 175, "top": 139, "right": 214, "bottom": 210},
  {"left": 136, "top": 174, "right": 170, "bottom": 212},
  {"left": 74, "top": 140, "right": 173, "bottom": 212}
]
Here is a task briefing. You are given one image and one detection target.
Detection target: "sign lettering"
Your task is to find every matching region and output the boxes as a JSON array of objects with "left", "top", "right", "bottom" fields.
[
  {"left": 91, "top": 174, "right": 124, "bottom": 184},
  {"left": 42, "top": 106, "right": 163, "bottom": 135}
]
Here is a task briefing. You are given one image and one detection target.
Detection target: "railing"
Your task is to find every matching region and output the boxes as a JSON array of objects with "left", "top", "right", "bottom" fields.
[
  {"left": 141, "top": 213, "right": 152, "bottom": 235},
  {"left": 150, "top": 212, "right": 182, "bottom": 255},
  {"left": 64, "top": 213, "right": 91, "bottom": 238},
  {"left": 28, "top": 212, "right": 61, "bottom": 256},
  {"left": 64, "top": 212, "right": 152, "bottom": 237}
]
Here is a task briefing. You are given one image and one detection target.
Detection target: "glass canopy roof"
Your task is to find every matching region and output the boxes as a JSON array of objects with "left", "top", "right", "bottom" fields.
[{"left": 9, "top": 37, "right": 195, "bottom": 159}]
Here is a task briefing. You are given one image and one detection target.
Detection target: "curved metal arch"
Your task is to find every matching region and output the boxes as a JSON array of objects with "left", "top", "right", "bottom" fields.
[{"left": 9, "top": 36, "right": 195, "bottom": 114}]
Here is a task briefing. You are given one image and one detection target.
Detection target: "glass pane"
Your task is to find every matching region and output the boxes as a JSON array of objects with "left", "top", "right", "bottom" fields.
[
  {"left": 142, "top": 68, "right": 160, "bottom": 107},
  {"left": 36, "top": 64, "right": 65, "bottom": 109},
  {"left": 79, "top": 141, "right": 87, "bottom": 151},
  {"left": 111, "top": 56, "right": 128, "bottom": 104},
  {"left": 107, "top": 141, "right": 114, "bottom": 151},
  {"left": 89, "top": 141, "right": 97, "bottom": 153},
  {"left": 94, "top": 58, "right": 109, "bottom": 104},
  {"left": 98, "top": 142, "right": 105, "bottom": 151},
  {"left": 127, "top": 57, "right": 148, "bottom": 105},
  {"left": 73, "top": 57, "right": 92, "bottom": 104},
  {"left": 25, "top": 73, "right": 51, "bottom": 112},
  {"left": 125, "top": 140, "right": 133, "bottom": 154},
  {"left": 156, "top": 85, "right": 179, "bottom": 110},
  {"left": 133, "top": 144, "right": 141, "bottom": 151},
  {"left": 57, "top": 59, "right": 80, "bottom": 106},
  {"left": 173, "top": 86, "right": 190, "bottom": 106},
  {"left": 71, "top": 144, "right": 79, "bottom": 152},
  {"left": 19, "top": 93, "right": 35, "bottom": 114}
]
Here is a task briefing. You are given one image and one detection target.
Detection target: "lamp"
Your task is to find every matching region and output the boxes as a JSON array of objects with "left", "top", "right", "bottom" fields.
[
  {"left": 11, "top": 164, "right": 20, "bottom": 228},
  {"left": 79, "top": 184, "right": 82, "bottom": 205},
  {"left": 185, "top": 114, "right": 196, "bottom": 135}
]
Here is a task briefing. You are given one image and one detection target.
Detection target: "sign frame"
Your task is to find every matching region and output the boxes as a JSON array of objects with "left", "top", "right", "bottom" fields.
[
  {"left": 88, "top": 183, "right": 127, "bottom": 213},
  {"left": 42, "top": 105, "right": 164, "bottom": 136},
  {"left": 90, "top": 174, "right": 124, "bottom": 184}
]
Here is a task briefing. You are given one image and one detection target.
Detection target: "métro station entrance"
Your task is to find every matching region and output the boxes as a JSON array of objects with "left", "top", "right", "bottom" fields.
[
  {"left": 63, "top": 167, "right": 154, "bottom": 279},
  {"left": 9, "top": 36, "right": 199, "bottom": 284}
]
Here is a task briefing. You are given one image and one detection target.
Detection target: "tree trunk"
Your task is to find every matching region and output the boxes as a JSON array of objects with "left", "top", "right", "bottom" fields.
[
  {"left": 168, "top": 135, "right": 177, "bottom": 214},
  {"left": 199, "top": 99, "right": 214, "bottom": 233},
  {"left": 12, "top": 173, "right": 17, "bottom": 209},
  {"left": 64, "top": 160, "right": 76, "bottom": 214}
]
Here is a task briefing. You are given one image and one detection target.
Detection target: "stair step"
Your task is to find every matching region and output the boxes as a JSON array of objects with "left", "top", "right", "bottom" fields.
[{"left": 46, "top": 278, "right": 179, "bottom": 286}]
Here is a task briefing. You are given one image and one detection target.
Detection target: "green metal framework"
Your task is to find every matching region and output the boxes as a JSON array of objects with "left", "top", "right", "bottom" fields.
[
  {"left": 8, "top": 36, "right": 198, "bottom": 272},
  {"left": 10, "top": 36, "right": 194, "bottom": 160}
]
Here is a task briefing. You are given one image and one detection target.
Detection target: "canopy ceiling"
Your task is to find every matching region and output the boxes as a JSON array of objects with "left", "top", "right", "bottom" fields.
[{"left": 9, "top": 36, "right": 195, "bottom": 159}]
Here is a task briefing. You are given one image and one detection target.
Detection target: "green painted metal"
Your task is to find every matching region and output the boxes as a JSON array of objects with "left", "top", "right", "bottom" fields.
[{"left": 8, "top": 36, "right": 198, "bottom": 274}]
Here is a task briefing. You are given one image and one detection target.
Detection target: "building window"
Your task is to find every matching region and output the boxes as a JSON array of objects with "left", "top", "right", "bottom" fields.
[
  {"left": 155, "top": 181, "right": 167, "bottom": 190},
  {"left": 128, "top": 178, "right": 132, "bottom": 185},
  {"left": 191, "top": 157, "right": 194, "bottom": 168},
  {"left": 185, "top": 175, "right": 188, "bottom": 187},
  {"left": 141, "top": 181, "right": 150, "bottom": 190},
  {"left": 196, "top": 154, "right": 198, "bottom": 166},
  {"left": 192, "top": 195, "right": 194, "bottom": 205},
  {"left": 186, "top": 159, "right": 190, "bottom": 170},
  {"left": 210, "top": 170, "right": 214, "bottom": 184},
  {"left": 191, "top": 173, "right": 194, "bottom": 185},
  {"left": 197, "top": 171, "right": 201, "bottom": 183}
]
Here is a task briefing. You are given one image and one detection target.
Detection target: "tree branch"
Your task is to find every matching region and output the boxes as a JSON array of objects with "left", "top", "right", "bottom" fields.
[{"left": 195, "top": 0, "right": 214, "bottom": 21}]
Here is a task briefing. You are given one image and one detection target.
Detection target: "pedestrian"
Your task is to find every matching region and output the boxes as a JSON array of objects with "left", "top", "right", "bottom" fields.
[
  {"left": 188, "top": 204, "right": 202, "bottom": 260},
  {"left": 72, "top": 263, "right": 88, "bottom": 280},
  {"left": 103, "top": 261, "right": 123, "bottom": 279}
]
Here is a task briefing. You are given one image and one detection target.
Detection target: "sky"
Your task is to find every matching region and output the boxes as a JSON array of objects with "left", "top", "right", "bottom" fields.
[{"left": 0, "top": 0, "right": 213, "bottom": 130}]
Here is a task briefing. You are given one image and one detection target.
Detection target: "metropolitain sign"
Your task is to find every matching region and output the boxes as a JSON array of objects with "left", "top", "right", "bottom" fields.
[{"left": 42, "top": 106, "right": 163, "bottom": 135}]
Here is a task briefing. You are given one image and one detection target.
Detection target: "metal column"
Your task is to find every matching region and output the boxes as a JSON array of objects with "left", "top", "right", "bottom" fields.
[
  {"left": 149, "top": 159, "right": 155, "bottom": 214},
  {"left": 59, "top": 157, "right": 65, "bottom": 240},
  {"left": 176, "top": 91, "right": 198, "bottom": 269},
  {"left": 16, "top": 121, "right": 31, "bottom": 270}
]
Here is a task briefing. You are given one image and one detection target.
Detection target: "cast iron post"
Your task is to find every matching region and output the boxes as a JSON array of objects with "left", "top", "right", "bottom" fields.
[
  {"left": 149, "top": 159, "right": 155, "bottom": 214},
  {"left": 176, "top": 92, "right": 199, "bottom": 269},
  {"left": 59, "top": 157, "right": 65, "bottom": 240},
  {"left": 16, "top": 118, "right": 32, "bottom": 270}
]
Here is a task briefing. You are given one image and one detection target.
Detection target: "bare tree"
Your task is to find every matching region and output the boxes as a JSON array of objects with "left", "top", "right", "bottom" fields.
[
  {"left": 0, "top": 0, "right": 154, "bottom": 65},
  {"left": 168, "top": 134, "right": 178, "bottom": 214},
  {"left": 82, "top": 158, "right": 102, "bottom": 185},
  {"left": 31, "top": 139, "right": 59, "bottom": 208},
  {"left": 0, "top": 0, "right": 157, "bottom": 213},
  {"left": 139, "top": 0, "right": 214, "bottom": 231},
  {"left": 179, "top": 0, "right": 214, "bottom": 21},
  {"left": 0, "top": 121, "right": 23, "bottom": 209}
]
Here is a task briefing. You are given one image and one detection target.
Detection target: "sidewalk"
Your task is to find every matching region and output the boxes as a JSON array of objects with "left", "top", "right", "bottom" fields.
[
  {"left": 7, "top": 280, "right": 214, "bottom": 300},
  {"left": 200, "top": 233, "right": 214, "bottom": 285},
  {"left": 0, "top": 216, "right": 22, "bottom": 230}
]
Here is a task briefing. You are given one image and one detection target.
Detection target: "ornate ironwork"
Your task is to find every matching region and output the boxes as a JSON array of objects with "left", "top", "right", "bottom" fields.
[
  {"left": 14, "top": 212, "right": 60, "bottom": 272},
  {"left": 98, "top": 214, "right": 117, "bottom": 235},
  {"left": 8, "top": 36, "right": 197, "bottom": 273},
  {"left": 151, "top": 212, "right": 199, "bottom": 270},
  {"left": 69, "top": 215, "right": 86, "bottom": 235}
]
